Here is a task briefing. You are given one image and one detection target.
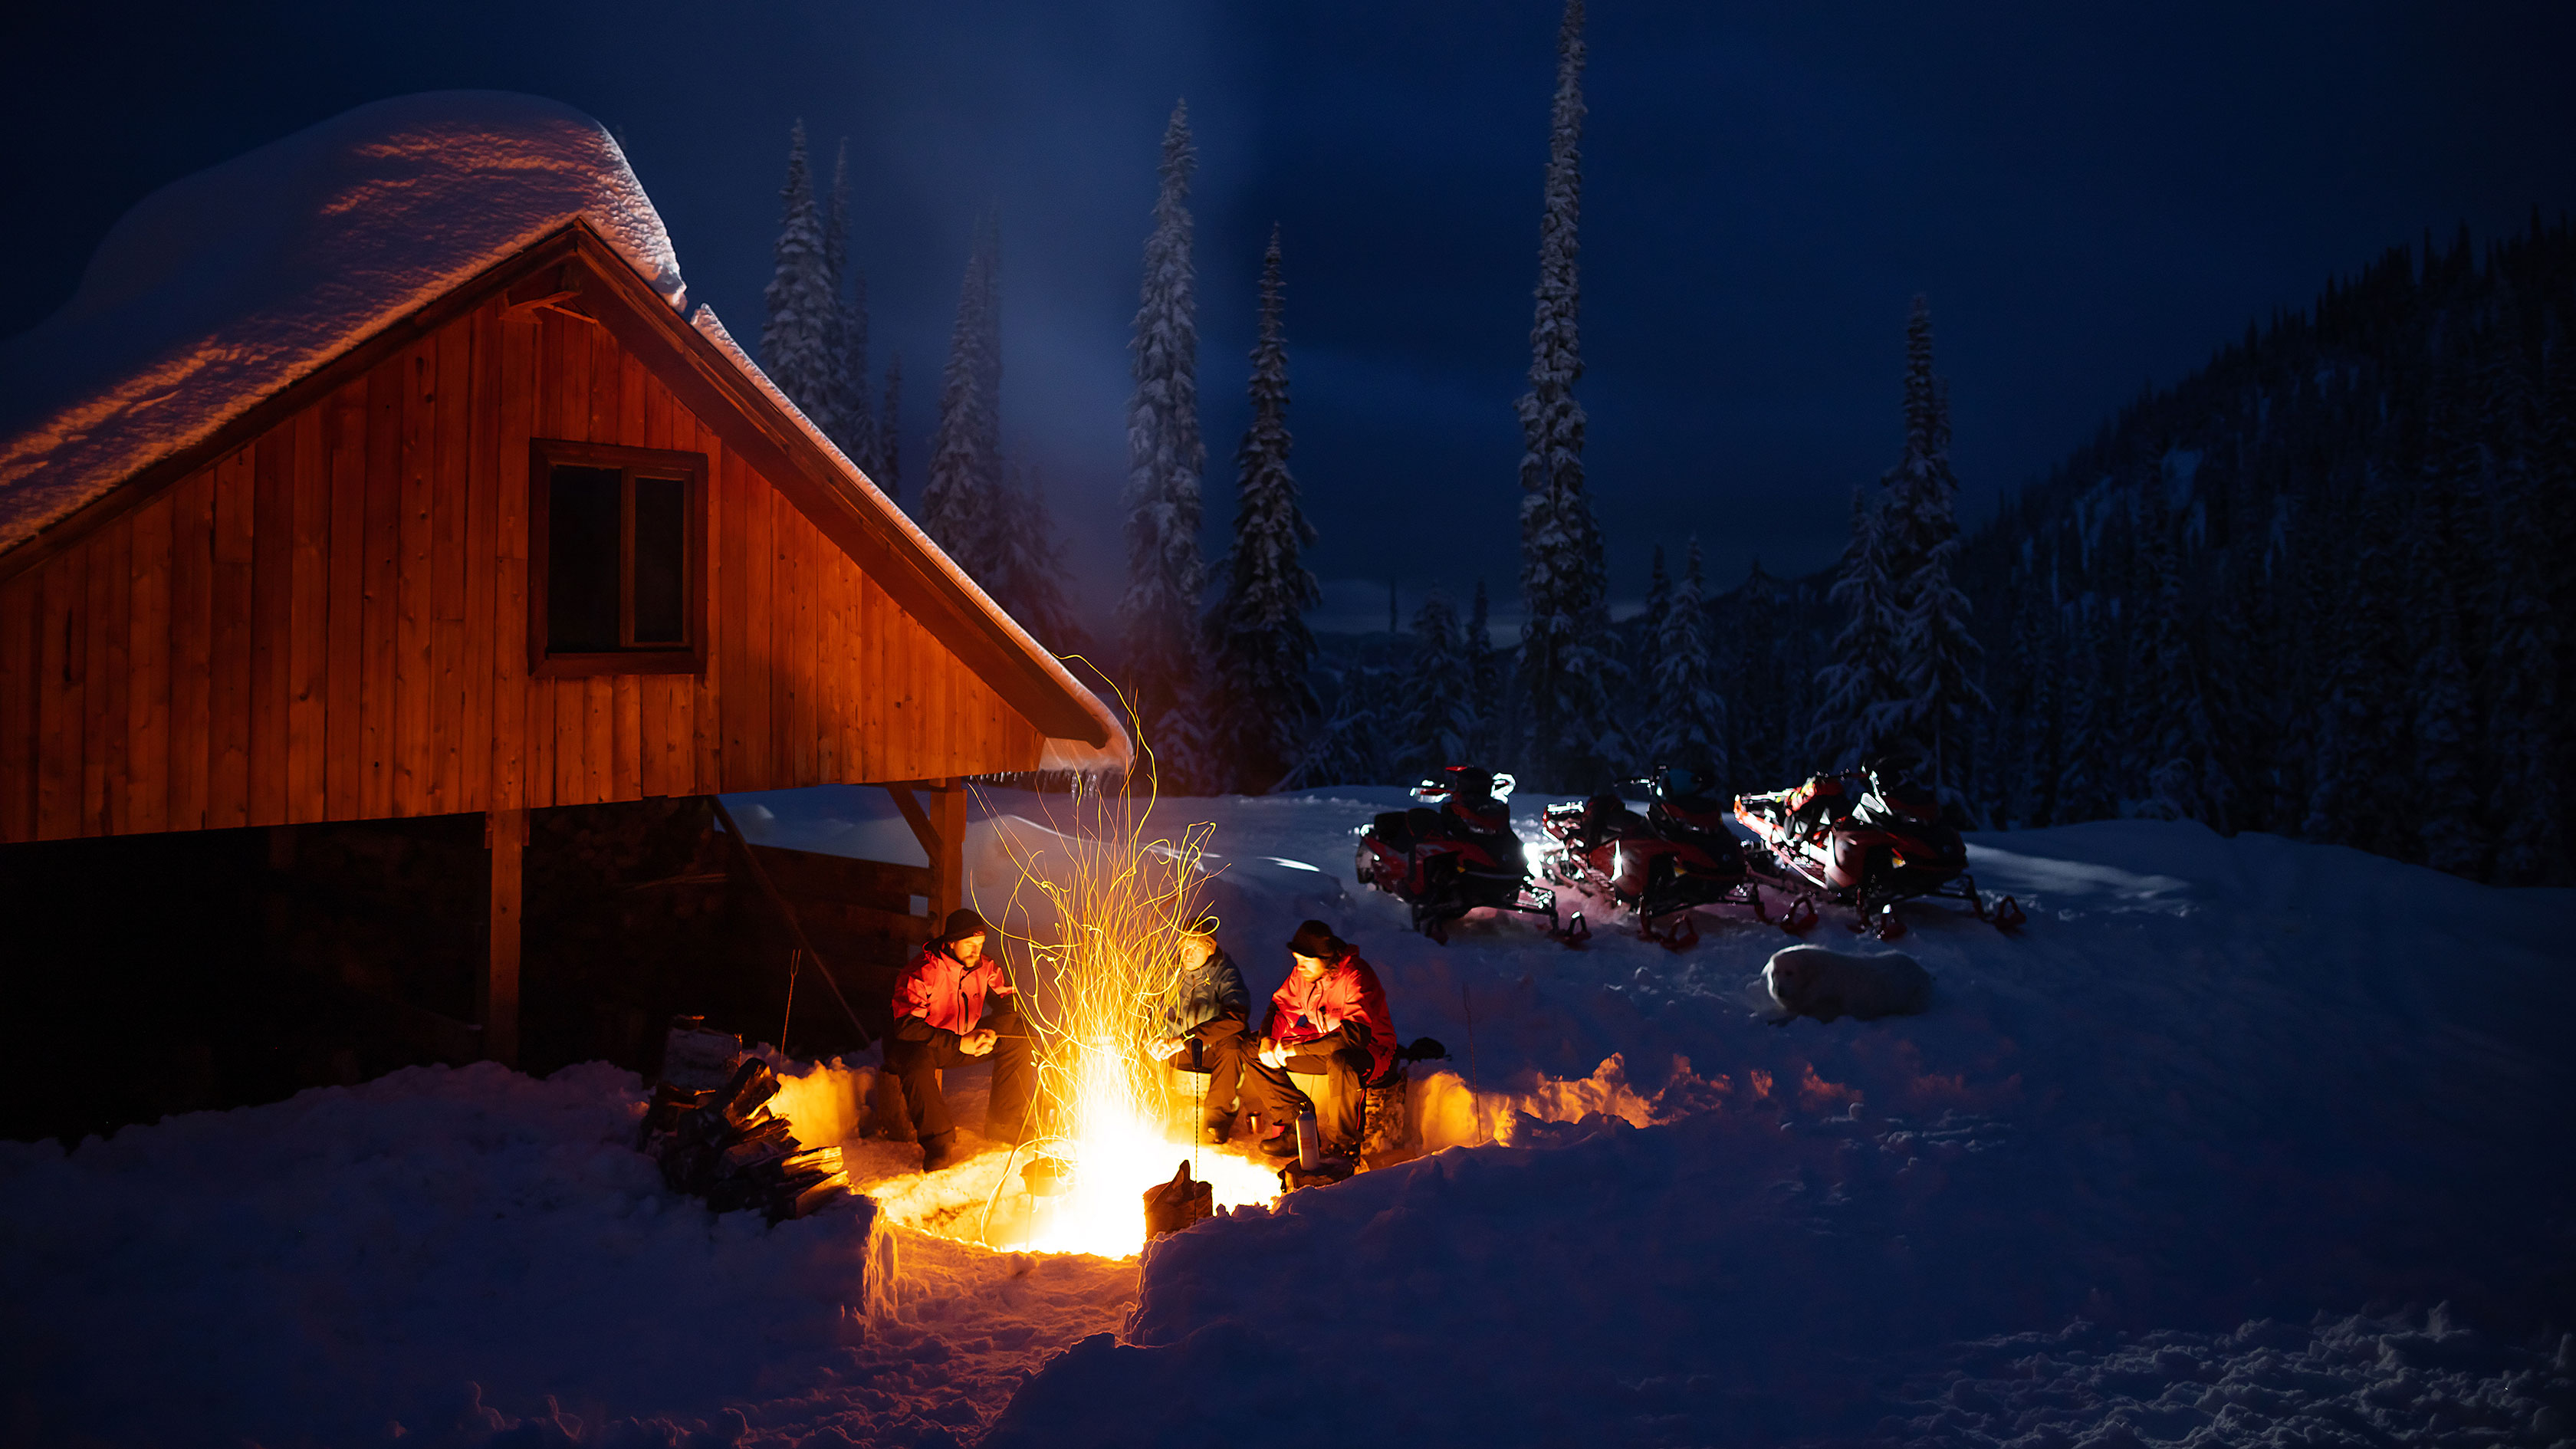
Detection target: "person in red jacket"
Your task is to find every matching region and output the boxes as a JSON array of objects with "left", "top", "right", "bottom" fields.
[
  {"left": 881, "top": 909, "right": 1035, "bottom": 1171},
  {"left": 1241, "top": 919, "right": 1397, "bottom": 1157}
]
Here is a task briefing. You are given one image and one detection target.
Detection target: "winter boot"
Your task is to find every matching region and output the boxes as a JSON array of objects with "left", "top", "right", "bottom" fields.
[{"left": 919, "top": 1130, "right": 961, "bottom": 1173}]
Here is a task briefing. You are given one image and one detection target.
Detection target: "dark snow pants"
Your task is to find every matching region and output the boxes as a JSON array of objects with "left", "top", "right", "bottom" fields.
[
  {"left": 1163, "top": 1017, "right": 1248, "bottom": 1132},
  {"left": 1242, "top": 1027, "right": 1372, "bottom": 1150},
  {"left": 880, "top": 1004, "right": 1036, "bottom": 1145}
]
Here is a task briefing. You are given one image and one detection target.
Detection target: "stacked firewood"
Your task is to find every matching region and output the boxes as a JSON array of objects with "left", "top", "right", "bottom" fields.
[{"left": 639, "top": 1055, "right": 849, "bottom": 1224}]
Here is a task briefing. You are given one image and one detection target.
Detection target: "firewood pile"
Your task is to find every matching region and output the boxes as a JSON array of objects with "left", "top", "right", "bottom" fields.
[{"left": 637, "top": 1026, "right": 849, "bottom": 1224}]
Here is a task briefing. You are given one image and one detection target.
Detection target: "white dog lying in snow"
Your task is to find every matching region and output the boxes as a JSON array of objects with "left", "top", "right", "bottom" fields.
[{"left": 1763, "top": 945, "right": 1932, "bottom": 1023}]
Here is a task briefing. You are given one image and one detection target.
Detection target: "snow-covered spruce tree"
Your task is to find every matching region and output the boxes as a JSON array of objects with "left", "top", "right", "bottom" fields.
[
  {"left": 1465, "top": 580, "right": 1499, "bottom": 759},
  {"left": 2130, "top": 475, "right": 2227, "bottom": 828},
  {"left": 759, "top": 122, "right": 841, "bottom": 437},
  {"left": 2489, "top": 349, "right": 2572, "bottom": 882},
  {"left": 2410, "top": 361, "right": 2490, "bottom": 875},
  {"left": 1119, "top": 102, "right": 1214, "bottom": 790},
  {"left": 1209, "top": 227, "right": 1320, "bottom": 793},
  {"left": 1646, "top": 537, "right": 1725, "bottom": 781},
  {"left": 1515, "top": 0, "right": 1622, "bottom": 791},
  {"left": 878, "top": 355, "right": 903, "bottom": 501},
  {"left": 2302, "top": 478, "right": 2407, "bottom": 855},
  {"left": 1631, "top": 546, "right": 1670, "bottom": 731},
  {"left": 2055, "top": 598, "right": 2114, "bottom": 822},
  {"left": 1724, "top": 560, "right": 1786, "bottom": 797},
  {"left": 1401, "top": 592, "right": 1477, "bottom": 770},
  {"left": 2010, "top": 586, "right": 2061, "bottom": 827},
  {"left": 920, "top": 216, "right": 1002, "bottom": 578},
  {"left": 1281, "top": 656, "right": 1397, "bottom": 790},
  {"left": 987, "top": 465, "right": 1084, "bottom": 656},
  {"left": 1871, "top": 301, "right": 1988, "bottom": 807},
  {"left": 1810, "top": 484, "right": 1902, "bottom": 771},
  {"left": 823, "top": 142, "right": 879, "bottom": 480}
]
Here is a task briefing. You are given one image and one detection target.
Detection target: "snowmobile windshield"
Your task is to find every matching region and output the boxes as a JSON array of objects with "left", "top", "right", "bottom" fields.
[
  {"left": 1654, "top": 767, "right": 1720, "bottom": 812},
  {"left": 1860, "top": 784, "right": 1940, "bottom": 825},
  {"left": 1436, "top": 766, "right": 1498, "bottom": 800}
]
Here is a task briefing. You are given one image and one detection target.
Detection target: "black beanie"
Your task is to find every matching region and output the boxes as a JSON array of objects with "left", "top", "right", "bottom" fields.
[
  {"left": 941, "top": 908, "right": 991, "bottom": 942},
  {"left": 1285, "top": 919, "right": 1349, "bottom": 958}
]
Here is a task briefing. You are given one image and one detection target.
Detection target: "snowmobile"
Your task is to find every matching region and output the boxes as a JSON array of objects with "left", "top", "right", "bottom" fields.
[
  {"left": 1733, "top": 764, "right": 2024, "bottom": 939},
  {"left": 1354, "top": 765, "right": 1572, "bottom": 943},
  {"left": 1537, "top": 764, "right": 1769, "bottom": 948}
]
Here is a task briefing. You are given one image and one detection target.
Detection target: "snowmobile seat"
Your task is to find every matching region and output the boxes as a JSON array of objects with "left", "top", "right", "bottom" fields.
[
  {"left": 1372, "top": 810, "right": 1418, "bottom": 853},
  {"left": 1787, "top": 777, "right": 1853, "bottom": 832},
  {"left": 1450, "top": 796, "right": 1511, "bottom": 835},
  {"left": 1405, "top": 805, "right": 1444, "bottom": 842},
  {"left": 1579, "top": 792, "right": 1646, "bottom": 847}
]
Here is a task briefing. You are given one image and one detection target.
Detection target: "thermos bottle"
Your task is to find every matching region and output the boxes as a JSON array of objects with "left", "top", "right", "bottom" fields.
[{"left": 1295, "top": 1104, "right": 1322, "bottom": 1170}]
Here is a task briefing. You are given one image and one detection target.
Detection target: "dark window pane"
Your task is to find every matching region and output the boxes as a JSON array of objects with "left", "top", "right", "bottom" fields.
[
  {"left": 547, "top": 465, "right": 622, "bottom": 652},
  {"left": 632, "top": 475, "right": 687, "bottom": 646}
]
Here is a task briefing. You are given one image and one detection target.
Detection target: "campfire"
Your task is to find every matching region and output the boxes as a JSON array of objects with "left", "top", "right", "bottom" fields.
[{"left": 970, "top": 774, "right": 1281, "bottom": 1258}]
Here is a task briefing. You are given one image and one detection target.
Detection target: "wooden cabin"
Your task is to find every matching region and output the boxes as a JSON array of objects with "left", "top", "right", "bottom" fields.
[{"left": 0, "top": 99, "right": 1121, "bottom": 1135}]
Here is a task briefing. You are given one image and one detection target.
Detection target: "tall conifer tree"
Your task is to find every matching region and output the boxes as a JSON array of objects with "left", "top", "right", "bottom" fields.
[
  {"left": 987, "top": 465, "right": 1083, "bottom": 655},
  {"left": 760, "top": 123, "right": 839, "bottom": 435},
  {"left": 879, "top": 355, "right": 904, "bottom": 501},
  {"left": 823, "top": 142, "right": 879, "bottom": 479},
  {"left": 1401, "top": 593, "right": 1477, "bottom": 770},
  {"left": 1874, "top": 299, "right": 1987, "bottom": 803},
  {"left": 2413, "top": 361, "right": 2489, "bottom": 874},
  {"left": 1515, "top": 0, "right": 1618, "bottom": 791},
  {"left": 1119, "top": 102, "right": 1213, "bottom": 787},
  {"left": 1646, "top": 538, "right": 1725, "bottom": 781},
  {"left": 1811, "top": 485, "right": 1902, "bottom": 769},
  {"left": 921, "top": 214, "right": 1002, "bottom": 578},
  {"left": 1466, "top": 580, "right": 1499, "bottom": 759},
  {"left": 1211, "top": 228, "right": 1319, "bottom": 792}
]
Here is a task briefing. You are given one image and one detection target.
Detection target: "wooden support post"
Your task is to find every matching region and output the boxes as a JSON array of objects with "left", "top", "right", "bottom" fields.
[
  {"left": 483, "top": 807, "right": 527, "bottom": 1068},
  {"left": 887, "top": 779, "right": 964, "bottom": 922}
]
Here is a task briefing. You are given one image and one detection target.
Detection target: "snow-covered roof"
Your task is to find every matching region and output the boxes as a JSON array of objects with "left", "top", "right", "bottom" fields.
[
  {"left": 0, "top": 90, "right": 1126, "bottom": 766},
  {"left": 0, "top": 91, "right": 684, "bottom": 554}
]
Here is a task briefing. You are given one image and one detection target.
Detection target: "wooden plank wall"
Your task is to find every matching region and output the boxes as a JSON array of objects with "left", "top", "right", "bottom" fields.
[{"left": 0, "top": 299, "right": 1046, "bottom": 843}]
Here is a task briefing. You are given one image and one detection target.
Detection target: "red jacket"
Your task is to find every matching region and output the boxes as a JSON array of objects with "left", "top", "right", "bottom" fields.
[
  {"left": 892, "top": 942, "right": 1012, "bottom": 1037},
  {"left": 1262, "top": 952, "right": 1397, "bottom": 1082}
]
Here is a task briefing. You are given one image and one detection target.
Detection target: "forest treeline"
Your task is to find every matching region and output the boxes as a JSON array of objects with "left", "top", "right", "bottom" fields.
[
  {"left": 1961, "top": 216, "right": 2575, "bottom": 884},
  {"left": 1312, "top": 218, "right": 2576, "bottom": 887}
]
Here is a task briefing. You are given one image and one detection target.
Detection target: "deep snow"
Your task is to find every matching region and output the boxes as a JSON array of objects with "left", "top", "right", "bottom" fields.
[{"left": 3, "top": 787, "right": 2570, "bottom": 1447}]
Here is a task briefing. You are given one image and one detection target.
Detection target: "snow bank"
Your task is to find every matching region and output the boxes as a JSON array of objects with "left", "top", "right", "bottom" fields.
[
  {"left": 0, "top": 1062, "right": 889, "bottom": 1447},
  {"left": 8, "top": 794, "right": 2570, "bottom": 1446},
  {"left": 1878, "top": 1307, "right": 2574, "bottom": 1447},
  {"left": 0, "top": 92, "right": 682, "bottom": 554},
  {"left": 986, "top": 807, "right": 2576, "bottom": 1447}
]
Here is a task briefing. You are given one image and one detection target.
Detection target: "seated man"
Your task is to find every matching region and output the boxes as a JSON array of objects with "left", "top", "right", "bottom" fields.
[
  {"left": 1241, "top": 920, "right": 1397, "bottom": 1158},
  {"left": 1145, "top": 916, "right": 1250, "bottom": 1145},
  {"left": 882, "top": 909, "right": 1035, "bottom": 1171}
]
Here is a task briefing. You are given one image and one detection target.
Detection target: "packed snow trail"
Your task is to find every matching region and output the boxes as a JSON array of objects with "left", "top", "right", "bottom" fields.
[{"left": 2, "top": 790, "right": 2569, "bottom": 1446}]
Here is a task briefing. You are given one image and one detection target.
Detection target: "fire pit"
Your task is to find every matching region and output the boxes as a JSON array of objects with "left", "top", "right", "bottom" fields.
[{"left": 911, "top": 777, "right": 1284, "bottom": 1258}]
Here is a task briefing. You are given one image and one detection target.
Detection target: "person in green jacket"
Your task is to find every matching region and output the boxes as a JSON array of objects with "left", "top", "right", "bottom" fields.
[{"left": 1145, "top": 917, "right": 1250, "bottom": 1145}]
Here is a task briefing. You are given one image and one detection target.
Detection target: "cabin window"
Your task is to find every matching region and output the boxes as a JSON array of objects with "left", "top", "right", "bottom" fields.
[{"left": 529, "top": 440, "right": 707, "bottom": 675}]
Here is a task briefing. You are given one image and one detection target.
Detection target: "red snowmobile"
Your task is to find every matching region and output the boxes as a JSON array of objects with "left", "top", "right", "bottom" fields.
[
  {"left": 1733, "top": 764, "right": 2024, "bottom": 939},
  {"left": 1538, "top": 765, "right": 1769, "bottom": 948},
  {"left": 1355, "top": 765, "right": 1569, "bottom": 943}
]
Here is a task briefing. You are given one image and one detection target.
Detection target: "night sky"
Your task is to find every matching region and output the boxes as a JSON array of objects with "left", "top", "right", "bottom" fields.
[{"left": 7, "top": 2, "right": 2574, "bottom": 638}]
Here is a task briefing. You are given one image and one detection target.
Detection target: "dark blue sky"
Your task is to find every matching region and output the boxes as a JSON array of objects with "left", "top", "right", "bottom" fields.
[{"left": 7, "top": 2, "right": 2573, "bottom": 636}]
